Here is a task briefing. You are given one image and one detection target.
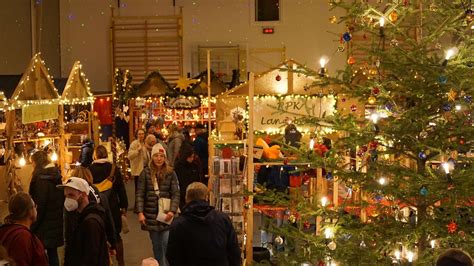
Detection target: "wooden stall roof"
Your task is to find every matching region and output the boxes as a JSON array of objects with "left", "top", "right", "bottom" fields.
[
  {"left": 222, "top": 59, "right": 338, "bottom": 96},
  {"left": 11, "top": 53, "right": 59, "bottom": 105},
  {"left": 62, "top": 61, "right": 94, "bottom": 103},
  {"left": 191, "top": 70, "right": 229, "bottom": 96},
  {"left": 136, "top": 71, "right": 172, "bottom": 97}
]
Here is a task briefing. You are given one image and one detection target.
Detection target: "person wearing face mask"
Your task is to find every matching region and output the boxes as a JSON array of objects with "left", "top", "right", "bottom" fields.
[
  {"left": 29, "top": 150, "right": 64, "bottom": 266},
  {"left": 0, "top": 192, "right": 49, "bottom": 266},
  {"left": 136, "top": 143, "right": 180, "bottom": 266},
  {"left": 63, "top": 167, "right": 118, "bottom": 265},
  {"left": 57, "top": 177, "right": 109, "bottom": 266}
]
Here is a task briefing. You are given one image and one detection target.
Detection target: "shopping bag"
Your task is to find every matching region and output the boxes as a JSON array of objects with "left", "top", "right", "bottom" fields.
[{"left": 121, "top": 215, "right": 130, "bottom": 234}]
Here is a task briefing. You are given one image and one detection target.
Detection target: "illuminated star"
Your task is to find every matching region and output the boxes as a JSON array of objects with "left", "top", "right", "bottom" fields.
[
  {"left": 174, "top": 77, "right": 199, "bottom": 93},
  {"left": 447, "top": 89, "right": 457, "bottom": 102}
]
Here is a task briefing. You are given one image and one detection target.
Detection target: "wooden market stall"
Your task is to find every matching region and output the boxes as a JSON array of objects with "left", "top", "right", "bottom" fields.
[
  {"left": 61, "top": 61, "right": 96, "bottom": 172},
  {"left": 210, "top": 59, "right": 364, "bottom": 263},
  {"left": 128, "top": 70, "right": 228, "bottom": 143},
  {"left": 1, "top": 54, "right": 63, "bottom": 217}
]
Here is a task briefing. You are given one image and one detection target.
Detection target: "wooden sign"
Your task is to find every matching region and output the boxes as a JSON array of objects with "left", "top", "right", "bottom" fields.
[
  {"left": 253, "top": 95, "right": 336, "bottom": 133},
  {"left": 163, "top": 95, "right": 201, "bottom": 109},
  {"left": 22, "top": 104, "right": 59, "bottom": 124}
]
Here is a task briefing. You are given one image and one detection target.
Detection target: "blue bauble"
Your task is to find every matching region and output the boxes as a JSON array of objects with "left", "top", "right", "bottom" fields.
[
  {"left": 325, "top": 172, "right": 333, "bottom": 180},
  {"left": 418, "top": 151, "right": 427, "bottom": 160},
  {"left": 385, "top": 103, "right": 394, "bottom": 112},
  {"left": 342, "top": 32, "right": 352, "bottom": 42},
  {"left": 420, "top": 187, "right": 428, "bottom": 196},
  {"left": 442, "top": 103, "right": 452, "bottom": 111},
  {"left": 374, "top": 195, "right": 383, "bottom": 202},
  {"left": 463, "top": 95, "right": 472, "bottom": 104},
  {"left": 439, "top": 75, "right": 448, "bottom": 84}
]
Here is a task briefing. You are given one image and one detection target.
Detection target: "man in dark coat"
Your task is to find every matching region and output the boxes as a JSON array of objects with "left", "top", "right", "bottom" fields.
[
  {"left": 58, "top": 177, "right": 109, "bottom": 266},
  {"left": 167, "top": 182, "right": 241, "bottom": 266},
  {"left": 193, "top": 124, "right": 209, "bottom": 180},
  {"left": 29, "top": 151, "right": 64, "bottom": 266}
]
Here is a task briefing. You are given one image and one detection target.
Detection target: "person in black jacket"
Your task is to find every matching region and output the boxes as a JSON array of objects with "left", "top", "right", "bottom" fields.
[
  {"left": 167, "top": 182, "right": 241, "bottom": 266},
  {"left": 174, "top": 143, "right": 204, "bottom": 210},
  {"left": 136, "top": 143, "right": 180, "bottom": 266},
  {"left": 58, "top": 177, "right": 109, "bottom": 266},
  {"left": 29, "top": 151, "right": 64, "bottom": 266},
  {"left": 79, "top": 139, "right": 94, "bottom": 167},
  {"left": 193, "top": 124, "right": 209, "bottom": 180},
  {"left": 63, "top": 166, "right": 118, "bottom": 265},
  {"left": 89, "top": 145, "right": 128, "bottom": 266}
]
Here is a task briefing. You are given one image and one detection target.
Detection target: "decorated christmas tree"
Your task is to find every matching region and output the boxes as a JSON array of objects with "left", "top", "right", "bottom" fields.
[{"left": 256, "top": 1, "right": 473, "bottom": 265}]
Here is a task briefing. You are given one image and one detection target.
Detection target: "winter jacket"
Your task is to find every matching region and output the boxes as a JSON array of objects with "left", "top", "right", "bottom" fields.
[
  {"left": 166, "top": 200, "right": 241, "bottom": 266},
  {"left": 0, "top": 224, "right": 49, "bottom": 266},
  {"left": 80, "top": 141, "right": 94, "bottom": 167},
  {"left": 128, "top": 139, "right": 146, "bottom": 176},
  {"left": 174, "top": 159, "right": 203, "bottom": 210},
  {"left": 29, "top": 165, "right": 64, "bottom": 248},
  {"left": 89, "top": 160, "right": 128, "bottom": 234},
  {"left": 65, "top": 202, "right": 109, "bottom": 266},
  {"left": 194, "top": 133, "right": 209, "bottom": 175},
  {"left": 64, "top": 184, "right": 118, "bottom": 263},
  {"left": 136, "top": 166, "right": 180, "bottom": 232},
  {"left": 167, "top": 132, "right": 184, "bottom": 167}
]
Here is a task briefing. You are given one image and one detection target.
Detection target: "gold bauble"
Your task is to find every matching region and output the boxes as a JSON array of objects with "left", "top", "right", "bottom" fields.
[
  {"left": 329, "top": 16, "right": 337, "bottom": 24},
  {"left": 368, "top": 96, "right": 377, "bottom": 105},
  {"left": 389, "top": 11, "right": 398, "bottom": 22}
]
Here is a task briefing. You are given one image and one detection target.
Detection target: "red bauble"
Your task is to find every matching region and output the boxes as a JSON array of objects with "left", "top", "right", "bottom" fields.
[
  {"left": 303, "top": 221, "right": 311, "bottom": 229},
  {"left": 372, "top": 87, "right": 380, "bottom": 95},
  {"left": 318, "top": 261, "right": 325, "bottom": 266},
  {"left": 350, "top": 104, "right": 357, "bottom": 112},
  {"left": 284, "top": 158, "right": 289, "bottom": 165},
  {"left": 347, "top": 56, "right": 356, "bottom": 65},
  {"left": 459, "top": 138, "right": 466, "bottom": 145},
  {"left": 275, "top": 75, "right": 281, "bottom": 81},
  {"left": 447, "top": 220, "right": 457, "bottom": 234}
]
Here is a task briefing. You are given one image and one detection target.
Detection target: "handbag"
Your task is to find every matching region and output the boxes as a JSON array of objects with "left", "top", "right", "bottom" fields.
[{"left": 151, "top": 174, "right": 175, "bottom": 225}]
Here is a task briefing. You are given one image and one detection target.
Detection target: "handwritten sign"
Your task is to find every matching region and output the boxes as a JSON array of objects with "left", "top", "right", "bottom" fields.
[
  {"left": 22, "top": 104, "right": 59, "bottom": 124},
  {"left": 253, "top": 95, "right": 336, "bottom": 133}
]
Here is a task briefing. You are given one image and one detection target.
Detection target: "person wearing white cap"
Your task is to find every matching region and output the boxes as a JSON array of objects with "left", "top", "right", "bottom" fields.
[
  {"left": 57, "top": 177, "right": 110, "bottom": 266},
  {"left": 136, "top": 143, "right": 180, "bottom": 266}
]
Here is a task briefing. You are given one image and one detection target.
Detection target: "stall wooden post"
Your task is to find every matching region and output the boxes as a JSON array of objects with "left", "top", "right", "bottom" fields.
[
  {"left": 58, "top": 104, "right": 67, "bottom": 178},
  {"left": 245, "top": 73, "right": 255, "bottom": 264}
]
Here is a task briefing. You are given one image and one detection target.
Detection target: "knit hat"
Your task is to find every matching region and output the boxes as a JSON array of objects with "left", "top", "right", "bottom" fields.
[{"left": 151, "top": 143, "right": 167, "bottom": 158}]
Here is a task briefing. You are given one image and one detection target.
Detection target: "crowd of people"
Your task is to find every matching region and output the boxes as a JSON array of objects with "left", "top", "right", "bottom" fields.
[
  {"left": 0, "top": 122, "right": 243, "bottom": 266},
  {"left": 0, "top": 122, "right": 471, "bottom": 266}
]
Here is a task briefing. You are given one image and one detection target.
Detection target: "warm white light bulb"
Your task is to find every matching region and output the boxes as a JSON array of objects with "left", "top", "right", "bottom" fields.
[
  {"left": 19, "top": 157, "right": 26, "bottom": 167},
  {"left": 430, "top": 240, "right": 436, "bottom": 249},
  {"left": 455, "top": 104, "right": 462, "bottom": 111},
  {"left": 370, "top": 113, "right": 380, "bottom": 123},
  {"left": 407, "top": 251, "right": 414, "bottom": 262},
  {"left": 309, "top": 139, "right": 315, "bottom": 150},
  {"left": 51, "top": 151, "right": 58, "bottom": 162},
  {"left": 321, "top": 196, "right": 328, "bottom": 207},
  {"left": 442, "top": 162, "right": 450, "bottom": 174},
  {"left": 319, "top": 56, "right": 329, "bottom": 68},
  {"left": 378, "top": 177, "right": 386, "bottom": 185},
  {"left": 394, "top": 250, "right": 401, "bottom": 260},
  {"left": 324, "top": 227, "right": 334, "bottom": 239},
  {"left": 379, "top": 17, "right": 386, "bottom": 27},
  {"left": 445, "top": 47, "right": 459, "bottom": 60}
]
